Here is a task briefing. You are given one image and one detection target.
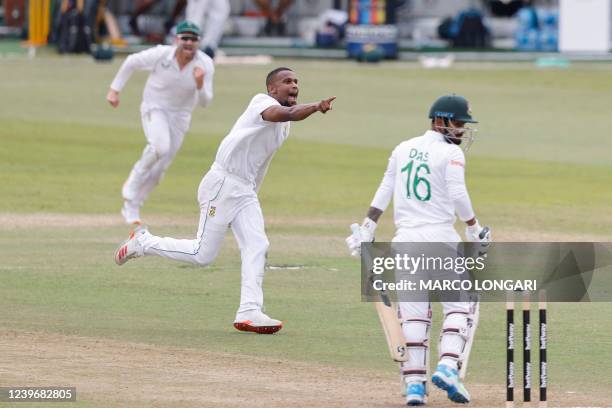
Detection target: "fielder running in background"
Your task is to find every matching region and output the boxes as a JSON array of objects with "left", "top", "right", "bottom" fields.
[
  {"left": 346, "top": 94, "right": 491, "bottom": 405},
  {"left": 115, "top": 67, "right": 335, "bottom": 334},
  {"left": 106, "top": 21, "right": 214, "bottom": 225}
]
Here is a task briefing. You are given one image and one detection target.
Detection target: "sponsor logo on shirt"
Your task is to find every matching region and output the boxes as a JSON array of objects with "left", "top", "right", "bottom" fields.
[
  {"left": 450, "top": 160, "right": 464, "bottom": 167},
  {"left": 209, "top": 206, "right": 216, "bottom": 217}
]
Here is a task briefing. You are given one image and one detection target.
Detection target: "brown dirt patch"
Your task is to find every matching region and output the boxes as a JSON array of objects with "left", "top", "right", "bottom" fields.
[
  {"left": 0, "top": 330, "right": 489, "bottom": 407},
  {"left": 1, "top": 330, "right": 609, "bottom": 407}
]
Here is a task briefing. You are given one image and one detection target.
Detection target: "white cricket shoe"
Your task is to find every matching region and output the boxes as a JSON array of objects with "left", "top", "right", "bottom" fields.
[
  {"left": 114, "top": 227, "right": 147, "bottom": 266},
  {"left": 121, "top": 200, "right": 141, "bottom": 225},
  {"left": 234, "top": 310, "right": 282, "bottom": 334}
]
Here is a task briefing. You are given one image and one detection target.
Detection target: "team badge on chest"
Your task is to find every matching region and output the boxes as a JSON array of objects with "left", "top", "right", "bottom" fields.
[{"left": 209, "top": 206, "right": 217, "bottom": 217}]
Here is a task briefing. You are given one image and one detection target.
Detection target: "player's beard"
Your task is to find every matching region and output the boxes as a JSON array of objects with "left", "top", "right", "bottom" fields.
[
  {"left": 445, "top": 132, "right": 463, "bottom": 145},
  {"left": 443, "top": 127, "right": 476, "bottom": 151},
  {"left": 280, "top": 94, "right": 297, "bottom": 107},
  {"left": 441, "top": 126, "right": 464, "bottom": 145}
]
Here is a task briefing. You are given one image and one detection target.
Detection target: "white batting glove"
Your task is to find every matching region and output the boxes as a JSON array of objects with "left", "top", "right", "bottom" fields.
[
  {"left": 465, "top": 221, "right": 492, "bottom": 243},
  {"left": 345, "top": 230, "right": 361, "bottom": 257},
  {"left": 345, "top": 217, "right": 377, "bottom": 257}
]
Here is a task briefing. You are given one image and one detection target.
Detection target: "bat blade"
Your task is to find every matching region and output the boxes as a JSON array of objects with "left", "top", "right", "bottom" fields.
[{"left": 375, "top": 301, "right": 409, "bottom": 362}]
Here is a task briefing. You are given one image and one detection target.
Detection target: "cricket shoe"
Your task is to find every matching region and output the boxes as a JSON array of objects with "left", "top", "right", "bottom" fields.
[
  {"left": 121, "top": 200, "right": 141, "bottom": 225},
  {"left": 431, "top": 363, "right": 470, "bottom": 404},
  {"left": 114, "top": 227, "right": 147, "bottom": 266},
  {"left": 405, "top": 382, "right": 426, "bottom": 406},
  {"left": 233, "top": 311, "right": 282, "bottom": 334}
]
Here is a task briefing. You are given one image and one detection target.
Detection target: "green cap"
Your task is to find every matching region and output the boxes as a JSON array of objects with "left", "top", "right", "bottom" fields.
[{"left": 176, "top": 21, "right": 201, "bottom": 36}]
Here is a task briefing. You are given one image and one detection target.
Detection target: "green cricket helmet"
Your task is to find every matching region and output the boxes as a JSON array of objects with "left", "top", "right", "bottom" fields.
[
  {"left": 428, "top": 94, "right": 477, "bottom": 123},
  {"left": 176, "top": 21, "right": 201, "bottom": 37}
]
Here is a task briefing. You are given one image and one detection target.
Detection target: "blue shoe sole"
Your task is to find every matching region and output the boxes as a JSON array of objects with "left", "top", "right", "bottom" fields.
[{"left": 432, "top": 374, "right": 469, "bottom": 404}]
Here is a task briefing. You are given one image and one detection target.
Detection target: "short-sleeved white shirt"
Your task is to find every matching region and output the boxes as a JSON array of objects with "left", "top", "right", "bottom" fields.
[{"left": 214, "top": 93, "right": 291, "bottom": 185}]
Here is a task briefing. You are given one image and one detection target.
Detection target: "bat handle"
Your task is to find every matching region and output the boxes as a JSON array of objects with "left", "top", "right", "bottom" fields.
[{"left": 479, "top": 226, "right": 490, "bottom": 240}]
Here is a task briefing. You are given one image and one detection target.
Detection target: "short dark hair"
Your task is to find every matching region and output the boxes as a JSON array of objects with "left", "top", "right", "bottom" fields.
[{"left": 266, "top": 67, "right": 293, "bottom": 88}]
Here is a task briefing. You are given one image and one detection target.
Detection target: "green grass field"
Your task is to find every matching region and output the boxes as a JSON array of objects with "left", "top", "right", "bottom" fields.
[{"left": 1, "top": 55, "right": 611, "bottom": 407}]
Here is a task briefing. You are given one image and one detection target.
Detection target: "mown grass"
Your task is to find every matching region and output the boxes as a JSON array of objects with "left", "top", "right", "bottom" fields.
[{"left": 1, "top": 56, "right": 611, "bottom": 402}]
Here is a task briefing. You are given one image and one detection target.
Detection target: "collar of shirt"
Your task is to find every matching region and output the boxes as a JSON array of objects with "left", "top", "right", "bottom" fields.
[
  {"left": 424, "top": 129, "right": 446, "bottom": 142},
  {"left": 167, "top": 45, "right": 199, "bottom": 70}
]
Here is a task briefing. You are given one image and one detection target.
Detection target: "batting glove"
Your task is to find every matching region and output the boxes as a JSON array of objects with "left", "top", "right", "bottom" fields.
[
  {"left": 465, "top": 221, "right": 492, "bottom": 243},
  {"left": 345, "top": 217, "right": 377, "bottom": 257}
]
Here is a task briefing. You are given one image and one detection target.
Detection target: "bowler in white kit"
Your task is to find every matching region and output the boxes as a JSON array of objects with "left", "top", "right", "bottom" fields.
[
  {"left": 346, "top": 94, "right": 491, "bottom": 405},
  {"left": 115, "top": 67, "right": 335, "bottom": 334},
  {"left": 106, "top": 21, "right": 215, "bottom": 225}
]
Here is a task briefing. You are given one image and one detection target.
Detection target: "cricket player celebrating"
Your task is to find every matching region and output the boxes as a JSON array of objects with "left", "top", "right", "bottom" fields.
[
  {"left": 115, "top": 67, "right": 335, "bottom": 334},
  {"left": 106, "top": 21, "right": 215, "bottom": 225},
  {"left": 346, "top": 95, "right": 491, "bottom": 405}
]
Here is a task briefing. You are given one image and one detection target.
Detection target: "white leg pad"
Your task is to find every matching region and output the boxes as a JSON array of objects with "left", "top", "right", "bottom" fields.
[
  {"left": 399, "top": 316, "right": 431, "bottom": 383},
  {"left": 438, "top": 311, "right": 469, "bottom": 369}
]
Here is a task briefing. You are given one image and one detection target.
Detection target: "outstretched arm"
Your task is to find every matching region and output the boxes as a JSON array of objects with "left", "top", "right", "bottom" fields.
[
  {"left": 261, "top": 96, "right": 336, "bottom": 122},
  {"left": 107, "top": 45, "right": 165, "bottom": 107}
]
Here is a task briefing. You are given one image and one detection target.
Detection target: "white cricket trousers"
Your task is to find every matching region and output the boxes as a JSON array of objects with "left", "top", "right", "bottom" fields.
[
  {"left": 139, "top": 164, "right": 269, "bottom": 315},
  {"left": 392, "top": 224, "right": 471, "bottom": 382},
  {"left": 123, "top": 109, "right": 190, "bottom": 206},
  {"left": 186, "top": 0, "right": 230, "bottom": 50}
]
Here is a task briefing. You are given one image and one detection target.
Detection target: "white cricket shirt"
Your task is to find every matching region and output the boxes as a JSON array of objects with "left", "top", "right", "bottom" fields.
[
  {"left": 110, "top": 45, "right": 214, "bottom": 113},
  {"left": 371, "top": 130, "right": 475, "bottom": 229},
  {"left": 214, "top": 93, "right": 291, "bottom": 187}
]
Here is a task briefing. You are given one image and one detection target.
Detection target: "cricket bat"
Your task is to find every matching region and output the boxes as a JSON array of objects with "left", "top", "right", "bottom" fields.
[
  {"left": 376, "top": 294, "right": 410, "bottom": 362},
  {"left": 351, "top": 223, "right": 409, "bottom": 362}
]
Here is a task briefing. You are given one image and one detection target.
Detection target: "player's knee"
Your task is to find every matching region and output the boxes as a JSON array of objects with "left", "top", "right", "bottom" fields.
[
  {"left": 194, "top": 255, "right": 212, "bottom": 267},
  {"left": 193, "top": 249, "right": 218, "bottom": 267},
  {"left": 243, "top": 238, "right": 269, "bottom": 258},
  {"left": 148, "top": 137, "right": 171, "bottom": 159},
  {"left": 443, "top": 311, "right": 468, "bottom": 332},
  {"left": 403, "top": 317, "right": 430, "bottom": 342},
  {"left": 155, "top": 145, "right": 171, "bottom": 160},
  {"left": 256, "top": 238, "right": 270, "bottom": 254}
]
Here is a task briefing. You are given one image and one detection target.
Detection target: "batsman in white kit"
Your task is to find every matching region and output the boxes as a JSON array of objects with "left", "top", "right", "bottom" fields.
[
  {"left": 346, "top": 95, "right": 491, "bottom": 405},
  {"left": 106, "top": 21, "right": 214, "bottom": 225},
  {"left": 115, "top": 67, "right": 335, "bottom": 334}
]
